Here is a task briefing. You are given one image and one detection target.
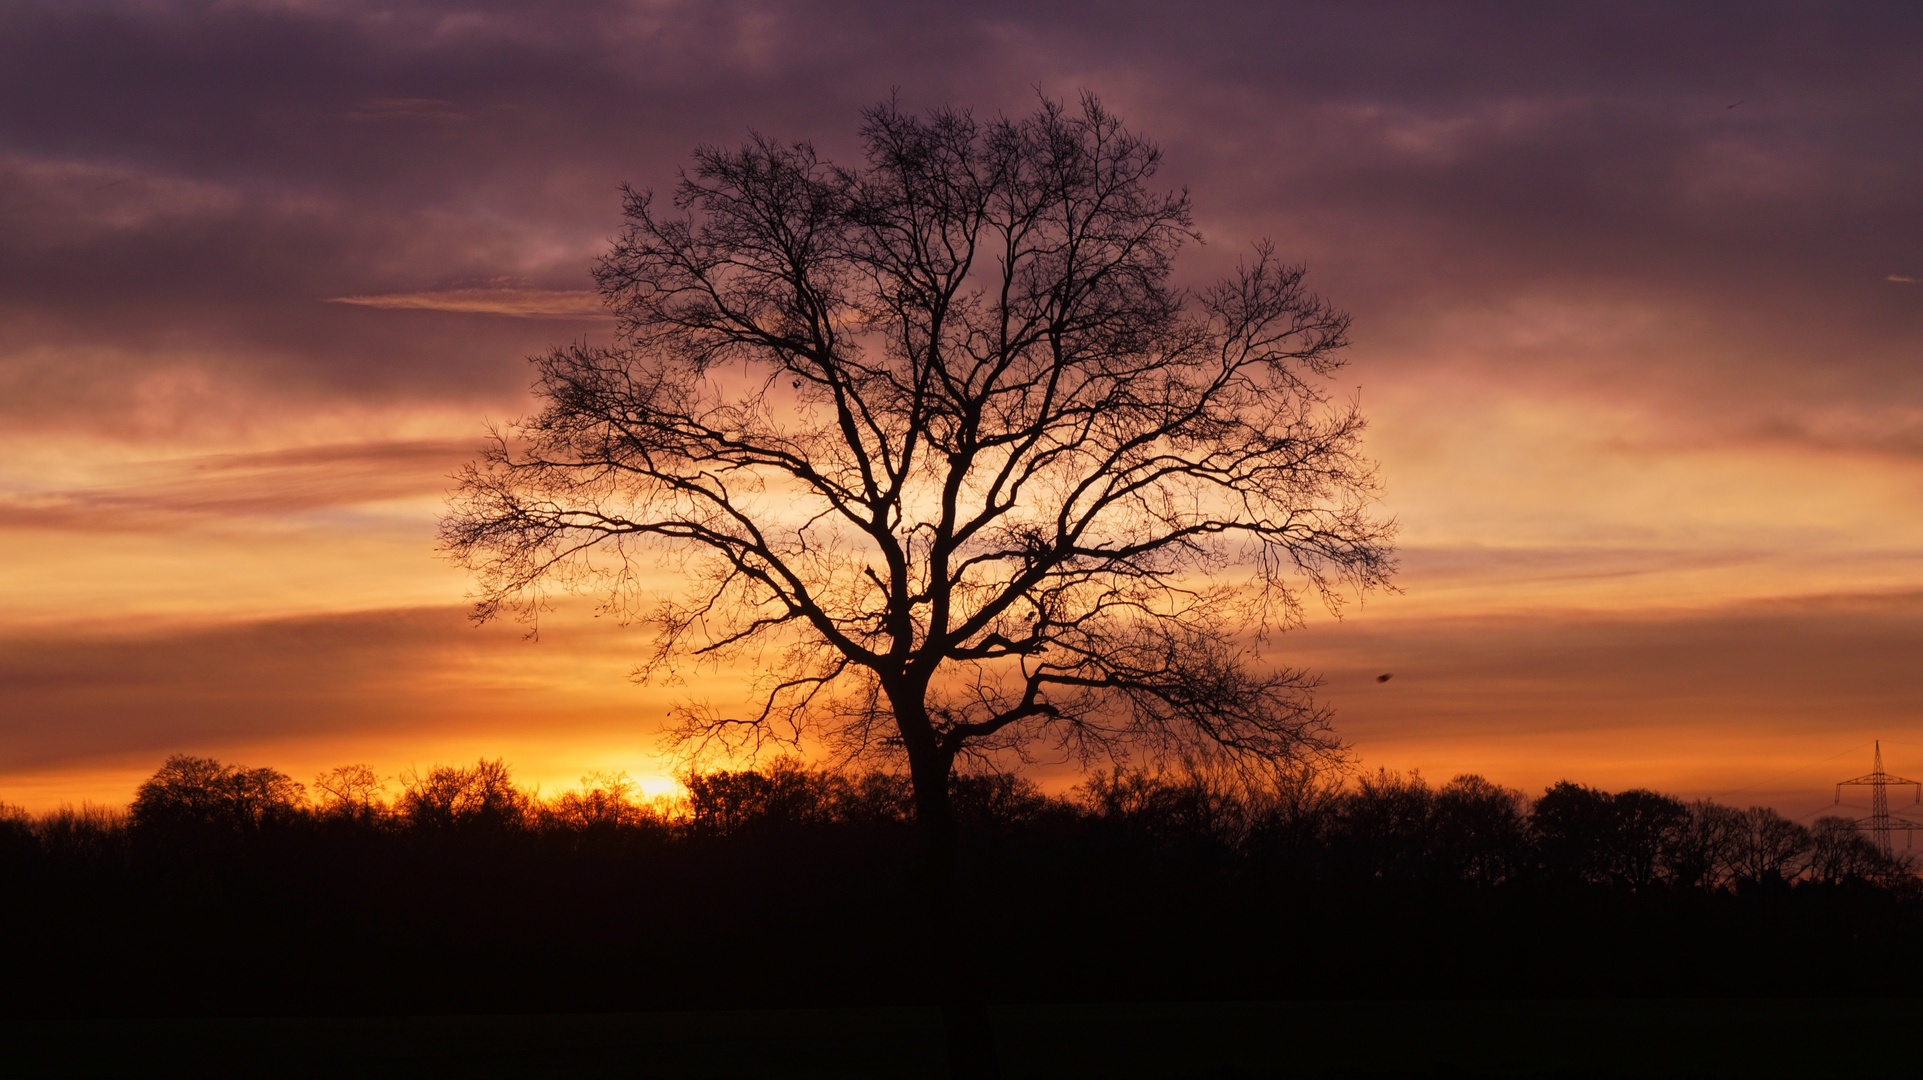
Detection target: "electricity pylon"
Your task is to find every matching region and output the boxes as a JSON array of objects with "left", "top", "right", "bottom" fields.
[{"left": 1836, "top": 741, "right": 1923, "bottom": 855}]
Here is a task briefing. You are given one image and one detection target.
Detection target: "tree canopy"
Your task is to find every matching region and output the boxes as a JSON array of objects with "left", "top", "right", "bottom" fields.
[{"left": 441, "top": 95, "right": 1396, "bottom": 837}]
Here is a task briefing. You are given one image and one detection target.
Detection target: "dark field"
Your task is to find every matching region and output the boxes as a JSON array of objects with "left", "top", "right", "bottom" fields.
[
  {"left": 7, "top": 759, "right": 1922, "bottom": 1076},
  {"left": 9, "top": 999, "right": 1918, "bottom": 1078}
]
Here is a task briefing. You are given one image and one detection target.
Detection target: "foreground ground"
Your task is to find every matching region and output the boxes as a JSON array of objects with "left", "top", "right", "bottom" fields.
[{"left": 9, "top": 998, "right": 1916, "bottom": 1079}]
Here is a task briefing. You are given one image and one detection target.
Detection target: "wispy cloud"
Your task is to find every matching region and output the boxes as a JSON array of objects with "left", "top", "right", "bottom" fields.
[
  {"left": 325, "top": 288, "right": 610, "bottom": 319},
  {"left": 0, "top": 438, "right": 474, "bottom": 529},
  {"left": 341, "top": 97, "right": 474, "bottom": 123},
  {"left": 1889, "top": 274, "right": 1918, "bottom": 283}
]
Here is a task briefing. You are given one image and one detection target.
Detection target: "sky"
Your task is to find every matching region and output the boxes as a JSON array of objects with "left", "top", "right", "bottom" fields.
[{"left": 3, "top": 0, "right": 1921, "bottom": 818}]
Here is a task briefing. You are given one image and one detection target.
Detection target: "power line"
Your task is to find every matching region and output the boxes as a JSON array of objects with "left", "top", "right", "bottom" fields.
[{"left": 1708, "top": 739, "right": 1872, "bottom": 803}]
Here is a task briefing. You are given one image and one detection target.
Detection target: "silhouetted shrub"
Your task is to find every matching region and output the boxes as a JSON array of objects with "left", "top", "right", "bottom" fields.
[
  {"left": 829, "top": 771, "right": 916, "bottom": 827},
  {"left": 952, "top": 772, "right": 1057, "bottom": 833}
]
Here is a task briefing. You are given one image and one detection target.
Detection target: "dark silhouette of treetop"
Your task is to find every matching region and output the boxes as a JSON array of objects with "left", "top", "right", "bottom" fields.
[
  {"left": 131, "top": 753, "right": 304, "bottom": 836},
  {"left": 441, "top": 94, "right": 1395, "bottom": 846}
]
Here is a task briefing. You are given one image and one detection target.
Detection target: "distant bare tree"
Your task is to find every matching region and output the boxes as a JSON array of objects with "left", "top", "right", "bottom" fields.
[
  {"left": 131, "top": 754, "right": 305, "bottom": 834},
  {"left": 1335, "top": 768, "right": 1437, "bottom": 881},
  {"left": 1081, "top": 764, "right": 1252, "bottom": 847},
  {"left": 1805, "top": 815, "right": 1909, "bottom": 885},
  {"left": 1432, "top": 774, "right": 1527, "bottom": 887},
  {"left": 544, "top": 770, "right": 658, "bottom": 830},
  {"left": 683, "top": 758, "right": 838, "bottom": 837},
  {"left": 30, "top": 803, "right": 128, "bottom": 860},
  {"left": 1529, "top": 780, "right": 1616, "bottom": 883},
  {"left": 397, "top": 759, "right": 529, "bottom": 832},
  {"left": 1608, "top": 788, "right": 1688, "bottom": 891},
  {"left": 1729, "top": 806, "right": 1813, "bottom": 885},
  {"left": 313, "top": 764, "right": 387, "bottom": 822},
  {"left": 441, "top": 93, "right": 1393, "bottom": 860},
  {"left": 1670, "top": 799, "right": 1743, "bottom": 891}
]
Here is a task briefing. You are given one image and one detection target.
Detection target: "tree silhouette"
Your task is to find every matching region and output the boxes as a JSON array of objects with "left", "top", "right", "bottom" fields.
[
  {"left": 396, "top": 759, "right": 529, "bottom": 833},
  {"left": 1335, "top": 768, "right": 1438, "bottom": 881},
  {"left": 1432, "top": 774, "right": 1527, "bottom": 887},
  {"left": 1670, "top": 799, "right": 1742, "bottom": 891},
  {"left": 442, "top": 92, "right": 1391, "bottom": 849},
  {"left": 130, "top": 753, "right": 304, "bottom": 836},
  {"left": 1808, "top": 815, "right": 1888, "bottom": 885},
  {"left": 441, "top": 95, "right": 1394, "bottom": 1072},
  {"left": 1607, "top": 789, "right": 1687, "bottom": 891},
  {"left": 1729, "top": 806, "right": 1813, "bottom": 886},
  {"left": 683, "top": 759, "right": 836, "bottom": 838},
  {"left": 313, "top": 763, "right": 387, "bottom": 823},
  {"left": 545, "top": 771, "right": 658, "bottom": 832},
  {"left": 1530, "top": 780, "right": 1619, "bottom": 884},
  {"left": 0, "top": 802, "right": 35, "bottom": 863}
]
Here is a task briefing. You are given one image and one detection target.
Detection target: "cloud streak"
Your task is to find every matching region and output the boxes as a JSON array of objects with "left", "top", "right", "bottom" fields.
[
  {"left": 326, "top": 288, "right": 609, "bottom": 319},
  {"left": 0, "top": 439, "right": 473, "bottom": 529}
]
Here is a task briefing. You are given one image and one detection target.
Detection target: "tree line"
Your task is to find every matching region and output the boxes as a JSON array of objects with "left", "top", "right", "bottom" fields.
[
  {"left": 3, "top": 754, "right": 1918, "bottom": 1017},
  {"left": 5, "top": 753, "right": 1910, "bottom": 892}
]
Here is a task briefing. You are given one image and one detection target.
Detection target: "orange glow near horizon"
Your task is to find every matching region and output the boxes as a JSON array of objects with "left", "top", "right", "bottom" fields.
[{"left": 6, "top": 361, "right": 1922, "bottom": 813}]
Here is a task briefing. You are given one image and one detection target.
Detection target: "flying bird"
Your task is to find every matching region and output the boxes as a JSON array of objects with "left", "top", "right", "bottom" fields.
[
  {"left": 1727, "top": 99, "right": 1744, "bottom": 109},
  {"left": 1376, "top": 673, "right": 1393, "bottom": 683}
]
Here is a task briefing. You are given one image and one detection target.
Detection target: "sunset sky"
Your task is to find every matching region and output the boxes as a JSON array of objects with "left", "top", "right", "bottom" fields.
[{"left": 3, "top": 1, "right": 1920, "bottom": 818}]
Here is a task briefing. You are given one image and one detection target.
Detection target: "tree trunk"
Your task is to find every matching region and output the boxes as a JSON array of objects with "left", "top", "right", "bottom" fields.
[{"left": 900, "top": 704, "right": 1001, "bottom": 1079}]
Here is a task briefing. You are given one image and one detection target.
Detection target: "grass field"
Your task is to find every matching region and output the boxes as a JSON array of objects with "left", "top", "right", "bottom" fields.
[{"left": 6, "top": 998, "right": 1910, "bottom": 1078}]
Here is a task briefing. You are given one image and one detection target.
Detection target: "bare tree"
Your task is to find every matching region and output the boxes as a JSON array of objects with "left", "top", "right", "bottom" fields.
[
  {"left": 544, "top": 771, "right": 656, "bottom": 831},
  {"left": 313, "top": 764, "right": 388, "bottom": 822},
  {"left": 1671, "top": 798, "right": 1743, "bottom": 891},
  {"left": 130, "top": 754, "right": 305, "bottom": 835},
  {"left": 396, "top": 759, "right": 529, "bottom": 832},
  {"left": 442, "top": 94, "right": 1393, "bottom": 862},
  {"left": 1729, "top": 806, "right": 1814, "bottom": 886},
  {"left": 443, "top": 101, "right": 1388, "bottom": 1067},
  {"left": 1433, "top": 774, "right": 1528, "bottom": 887},
  {"left": 1808, "top": 815, "right": 1886, "bottom": 885}
]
